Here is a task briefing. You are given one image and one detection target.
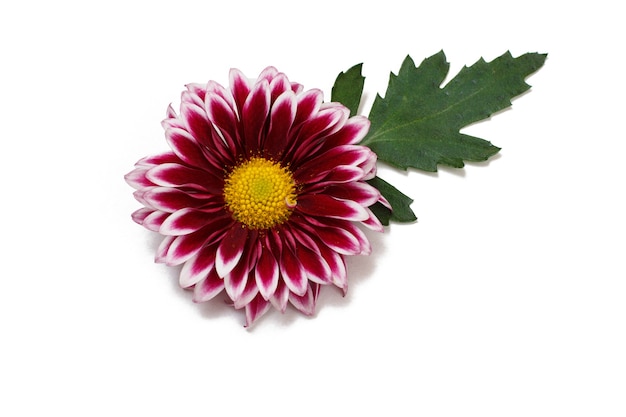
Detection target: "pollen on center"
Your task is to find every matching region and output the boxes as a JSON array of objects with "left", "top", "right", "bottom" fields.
[{"left": 223, "top": 157, "right": 297, "bottom": 229}]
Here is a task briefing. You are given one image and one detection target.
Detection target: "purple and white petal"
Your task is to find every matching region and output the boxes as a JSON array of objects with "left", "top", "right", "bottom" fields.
[
  {"left": 244, "top": 294, "right": 271, "bottom": 327},
  {"left": 192, "top": 268, "right": 224, "bottom": 303},
  {"left": 280, "top": 255, "right": 308, "bottom": 297},
  {"left": 288, "top": 283, "right": 317, "bottom": 316},
  {"left": 155, "top": 236, "right": 176, "bottom": 264},
  {"left": 255, "top": 245, "right": 279, "bottom": 300},
  {"left": 179, "top": 244, "right": 217, "bottom": 288},
  {"left": 159, "top": 208, "right": 210, "bottom": 236},
  {"left": 215, "top": 225, "right": 249, "bottom": 278},
  {"left": 297, "top": 194, "right": 369, "bottom": 222}
]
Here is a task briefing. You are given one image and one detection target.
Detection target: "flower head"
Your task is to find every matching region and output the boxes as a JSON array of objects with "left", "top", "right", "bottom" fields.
[{"left": 125, "top": 67, "right": 388, "bottom": 326}]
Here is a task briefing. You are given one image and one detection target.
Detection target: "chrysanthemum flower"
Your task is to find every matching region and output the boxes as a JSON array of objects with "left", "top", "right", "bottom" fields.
[{"left": 125, "top": 67, "right": 388, "bottom": 326}]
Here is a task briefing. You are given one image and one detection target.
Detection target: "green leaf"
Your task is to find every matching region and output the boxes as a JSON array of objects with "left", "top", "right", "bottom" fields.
[
  {"left": 361, "top": 51, "right": 547, "bottom": 171},
  {"left": 331, "top": 63, "right": 365, "bottom": 117},
  {"left": 367, "top": 176, "right": 416, "bottom": 225}
]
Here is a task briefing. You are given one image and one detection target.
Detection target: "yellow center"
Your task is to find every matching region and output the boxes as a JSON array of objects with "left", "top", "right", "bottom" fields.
[{"left": 223, "top": 157, "right": 297, "bottom": 229}]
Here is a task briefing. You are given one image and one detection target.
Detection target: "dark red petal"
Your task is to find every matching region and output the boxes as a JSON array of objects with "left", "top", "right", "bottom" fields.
[
  {"left": 293, "top": 89, "right": 323, "bottom": 128},
  {"left": 233, "top": 271, "right": 260, "bottom": 309},
  {"left": 135, "top": 151, "right": 182, "bottom": 168},
  {"left": 142, "top": 210, "right": 170, "bottom": 232},
  {"left": 223, "top": 245, "right": 254, "bottom": 303},
  {"left": 159, "top": 208, "right": 211, "bottom": 236},
  {"left": 314, "top": 224, "right": 361, "bottom": 255},
  {"left": 205, "top": 93, "right": 239, "bottom": 150},
  {"left": 263, "top": 91, "right": 296, "bottom": 157},
  {"left": 146, "top": 163, "right": 222, "bottom": 194},
  {"left": 165, "top": 127, "right": 210, "bottom": 169},
  {"left": 289, "top": 283, "right": 317, "bottom": 316},
  {"left": 297, "top": 243, "right": 332, "bottom": 285},
  {"left": 185, "top": 83, "right": 207, "bottom": 102},
  {"left": 192, "top": 268, "right": 224, "bottom": 303},
  {"left": 229, "top": 68, "right": 251, "bottom": 117},
  {"left": 270, "top": 280, "right": 290, "bottom": 313},
  {"left": 131, "top": 207, "right": 153, "bottom": 225},
  {"left": 268, "top": 73, "right": 291, "bottom": 102},
  {"left": 317, "top": 240, "right": 347, "bottom": 290},
  {"left": 290, "top": 107, "right": 348, "bottom": 162},
  {"left": 244, "top": 294, "right": 271, "bottom": 327},
  {"left": 308, "top": 217, "right": 371, "bottom": 255},
  {"left": 294, "top": 145, "right": 371, "bottom": 181},
  {"left": 155, "top": 236, "right": 175, "bottom": 263},
  {"left": 321, "top": 182, "right": 381, "bottom": 207},
  {"left": 165, "top": 103, "right": 178, "bottom": 119},
  {"left": 310, "top": 166, "right": 365, "bottom": 187},
  {"left": 255, "top": 244, "right": 279, "bottom": 300},
  {"left": 165, "top": 228, "right": 212, "bottom": 266},
  {"left": 125, "top": 167, "right": 154, "bottom": 189},
  {"left": 215, "top": 225, "right": 249, "bottom": 277},
  {"left": 242, "top": 79, "right": 270, "bottom": 152},
  {"left": 318, "top": 115, "right": 371, "bottom": 152},
  {"left": 181, "top": 88, "right": 204, "bottom": 108},
  {"left": 143, "top": 187, "right": 214, "bottom": 213},
  {"left": 205, "top": 80, "right": 237, "bottom": 113},
  {"left": 361, "top": 208, "right": 385, "bottom": 232},
  {"left": 296, "top": 194, "right": 369, "bottom": 222},
  {"left": 180, "top": 102, "right": 214, "bottom": 147},
  {"left": 279, "top": 242, "right": 308, "bottom": 296},
  {"left": 179, "top": 243, "right": 217, "bottom": 288},
  {"left": 257, "top": 66, "right": 279, "bottom": 84}
]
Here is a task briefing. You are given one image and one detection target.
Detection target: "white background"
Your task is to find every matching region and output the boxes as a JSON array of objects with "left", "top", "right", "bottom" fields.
[{"left": 1, "top": 1, "right": 624, "bottom": 415}]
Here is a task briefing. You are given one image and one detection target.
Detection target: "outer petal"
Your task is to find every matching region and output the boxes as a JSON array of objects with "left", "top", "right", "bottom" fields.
[
  {"left": 233, "top": 272, "right": 260, "bottom": 309},
  {"left": 223, "top": 246, "right": 255, "bottom": 304},
  {"left": 146, "top": 163, "right": 222, "bottom": 194},
  {"left": 165, "top": 228, "right": 213, "bottom": 266},
  {"left": 192, "top": 268, "right": 224, "bottom": 303},
  {"left": 134, "top": 152, "right": 182, "bottom": 167},
  {"left": 293, "top": 89, "right": 323, "bottom": 128},
  {"left": 244, "top": 294, "right": 271, "bottom": 327},
  {"left": 298, "top": 243, "right": 332, "bottom": 285},
  {"left": 215, "top": 225, "right": 249, "bottom": 277},
  {"left": 229, "top": 68, "right": 251, "bottom": 116},
  {"left": 279, "top": 243, "right": 308, "bottom": 296},
  {"left": 264, "top": 90, "right": 297, "bottom": 157},
  {"left": 297, "top": 194, "right": 369, "bottom": 222},
  {"left": 268, "top": 73, "right": 292, "bottom": 102},
  {"left": 142, "top": 187, "right": 212, "bottom": 213},
  {"left": 159, "top": 208, "right": 211, "bottom": 236},
  {"left": 255, "top": 244, "right": 279, "bottom": 300},
  {"left": 270, "top": 280, "right": 290, "bottom": 313},
  {"left": 155, "top": 236, "right": 176, "bottom": 264},
  {"left": 205, "top": 92, "right": 239, "bottom": 151},
  {"left": 131, "top": 207, "right": 153, "bottom": 225},
  {"left": 361, "top": 208, "right": 385, "bottom": 232},
  {"left": 124, "top": 167, "right": 154, "bottom": 190},
  {"left": 322, "top": 182, "right": 381, "bottom": 207},
  {"left": 142, "top": 210, "right": 170, "bottom": 232},
  {"left": 290, "top": 107, "right": 349, "bottom": 163},
  {"left": 289, "top": 283, "right": 318, "bottom": 316},
  {"left": 180, "top": 102, "right": 214, "bottom": 148},
  {"left": 242, "top": 79, "right": 271, "bottom": 152},
  {"left": 294, "top": 145, "right": 372, "bottom": 182},
  {"left": 165, "top": 127, "right": 212, "bottom": 170},
  {"left": 314, "top": 224, "right": 362, "bottom": 255},
  {"left": 179, "top": 243, "right": 217, "bottom": 288}
]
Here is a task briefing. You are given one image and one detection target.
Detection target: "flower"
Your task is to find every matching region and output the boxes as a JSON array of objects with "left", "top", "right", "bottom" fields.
[{"left": 125, "top": 67, "right": 388, "bottom": 326}]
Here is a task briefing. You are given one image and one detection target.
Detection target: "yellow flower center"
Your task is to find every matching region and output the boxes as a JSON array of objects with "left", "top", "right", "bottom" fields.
[{"left": 223, "top": 157, "right": 297, "bottom": 229}]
